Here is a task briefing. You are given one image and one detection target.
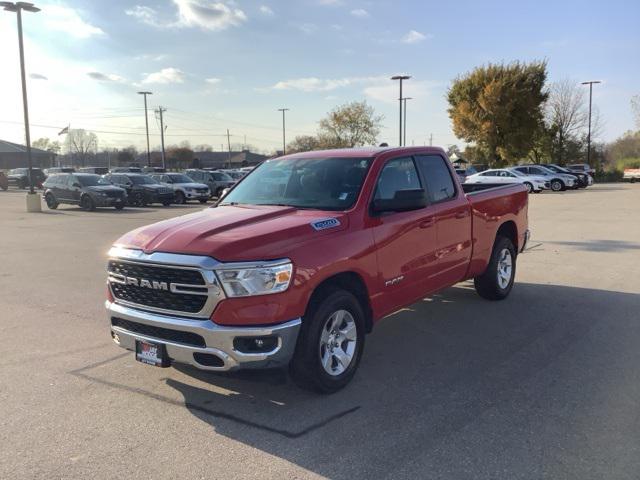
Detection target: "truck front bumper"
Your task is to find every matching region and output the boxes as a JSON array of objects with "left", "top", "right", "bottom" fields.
[{"left": 106, "top": 301, "right": 301, "bottom": 371}]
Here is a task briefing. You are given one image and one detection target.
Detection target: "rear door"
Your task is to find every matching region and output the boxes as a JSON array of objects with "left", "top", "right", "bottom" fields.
[
  {"left": 370, "top": 156, "right": 439, "bottom": 310},
  {"left": 414, "top": 154, "right": 472, "bottom": 287},
  {"left": 67, "top": 175, "right": 82, "bottom": 203}
]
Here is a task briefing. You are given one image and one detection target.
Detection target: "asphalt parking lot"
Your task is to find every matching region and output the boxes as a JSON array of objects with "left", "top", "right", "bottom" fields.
[{"left": 1, "top": 185, "right": 639, "bottom": 480}]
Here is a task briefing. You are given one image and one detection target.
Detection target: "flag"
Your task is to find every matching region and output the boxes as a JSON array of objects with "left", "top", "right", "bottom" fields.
[{"left": 58, "top": 125, "right": 69, "bottom": 136}]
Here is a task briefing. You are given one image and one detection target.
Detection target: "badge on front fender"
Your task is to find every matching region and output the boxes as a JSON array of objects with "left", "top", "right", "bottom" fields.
[{"left": 310, "top": 218, "right": 341, "bottom": 231}]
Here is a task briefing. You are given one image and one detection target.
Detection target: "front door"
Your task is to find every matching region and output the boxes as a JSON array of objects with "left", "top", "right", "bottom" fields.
[{"left": 370, "top": 156, "right": 439, "bottom": 315}]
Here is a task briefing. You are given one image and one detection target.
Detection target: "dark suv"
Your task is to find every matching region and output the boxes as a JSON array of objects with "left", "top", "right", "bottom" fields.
[
  {"left": 103, "top": 173, "right": 174, "bottom": 206},
  {"left": 43, "top": 173, "right": 127, "bottom": 210},
  {"left": 7, "top": 168, "right": 46, "bottom": 189},
  {"left": 185, "top": 169, "right": 235, "bottom": 198}
]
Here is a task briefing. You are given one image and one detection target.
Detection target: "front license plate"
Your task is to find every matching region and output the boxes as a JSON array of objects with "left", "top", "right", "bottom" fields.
[{"left": 135, "top": 340, "right": 169, "bottom": 367}]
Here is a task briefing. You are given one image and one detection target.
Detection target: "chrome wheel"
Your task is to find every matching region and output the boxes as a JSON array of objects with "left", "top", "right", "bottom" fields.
[
  {"left": 551, "top": 180, "right": 563, "bottom": 191},
  {"left": 319, "top": 309, "right": 357, "bottom": 376},
  {"left": 497, "top": 248, "right": 513, "bottom": 289}
]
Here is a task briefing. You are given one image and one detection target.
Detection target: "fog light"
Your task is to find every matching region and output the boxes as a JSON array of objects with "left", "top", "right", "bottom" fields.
[
  {"left": 233, "top": 336, "right": 278, "bottom": 353},
  {"left": 111, "top": 331, "right": 120, "bottom": 344}
]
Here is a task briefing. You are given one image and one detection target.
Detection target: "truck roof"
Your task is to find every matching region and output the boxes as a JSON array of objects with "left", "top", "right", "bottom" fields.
[{"left": 280, "top": 146, "right": 446, "bottom": 159}]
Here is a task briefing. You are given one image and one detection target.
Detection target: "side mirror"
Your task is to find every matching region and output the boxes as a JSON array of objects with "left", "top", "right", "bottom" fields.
[
  {"left": 73, "top": 182, "right": 82, "bottom": 188},
  {"left": 372, "top": 189, "right": 427, "bottom": 214}
]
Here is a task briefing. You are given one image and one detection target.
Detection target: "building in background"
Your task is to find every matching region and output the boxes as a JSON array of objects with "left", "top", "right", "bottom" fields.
[{"left": 0, "top": 139, "right": 57, "bottom": 170}]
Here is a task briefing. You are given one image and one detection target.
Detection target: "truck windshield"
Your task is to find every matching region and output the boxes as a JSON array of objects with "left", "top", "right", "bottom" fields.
[{"left": 221, "top": 157, "right": 373, "bottom": 210}]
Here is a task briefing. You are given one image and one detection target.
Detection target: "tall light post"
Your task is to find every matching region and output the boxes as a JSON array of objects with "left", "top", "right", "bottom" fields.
[
  {"left": 278, "top": 108, "right": 289, "bottom": 155},
  {"left": 391, "top": 75, "right": 410, "bottom": 146},
  {"left": 402, "top": 97, "right": 412, "bottom": 147},
  {"left": 137, "top": 91, "right": 152, "bottom": 167},
  {"left": 581, "top": 80, "right": 601, "bottom": 168},
  {"left": 1, "top": 1, "right": 40, "bottom": 211}
]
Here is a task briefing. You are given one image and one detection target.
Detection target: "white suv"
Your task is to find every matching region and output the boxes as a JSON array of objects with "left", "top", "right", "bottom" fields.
[{"left": 151, "top": 173, "right": 210, "bottom": 204}]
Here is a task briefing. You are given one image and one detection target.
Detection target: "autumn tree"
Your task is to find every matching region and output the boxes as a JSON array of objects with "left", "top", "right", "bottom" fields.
[
  {"left": 447, "top": 61, "right": 548, "bottom": 166},
  {"left": 286, "top": 135, "right": 325, "bottom": 154},
  {"left": 318, "top": 101, "right": 383, "bottom": 148},
  {"left": 32, "top": 137, "right": 61, "bottom": 154},
  {"left": 63, "top": 129, "right": 98, "bottom": 166}
]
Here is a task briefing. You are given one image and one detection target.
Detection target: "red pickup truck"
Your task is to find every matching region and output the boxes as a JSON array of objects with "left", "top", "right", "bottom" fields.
[{"left": 106, "top": 147, "right": 529, "bottom": 392}]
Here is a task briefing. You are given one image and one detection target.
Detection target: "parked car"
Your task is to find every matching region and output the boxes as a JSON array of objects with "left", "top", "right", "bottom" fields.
[
  {"left": 150, "top": 173, "right": 210, "bottom": 204},
  {"left": 110, "top": 167, "right": 143, "bottom": 173},
  {"left": 545, "top": 164, "right": 591, "bottom": 188},
  {"left": 105, "top": 146, "right": 530, "bottom": 392},
  {"left": 103, "top": 173, "right": 174, "bottom": 206},
  {"left": 7, "top": 168, "right": 46, "bottom": 189},
  {"left": 44, "top": 167, "right": 75, "bottom": 176},
  {"left": 466, "top": 168, "right": 547, "bottom": 193},
  {"left": 623, "top": 168, "right": 640, "bottom": 182},
  {"left": 0, "top": 171, "right": 8, "bottom": 191},
  {"left": 567, "top": 163, "right": 595, "bottom": 178},
  {"left": 79, "top": 167, "right": 110, "bottom": 175},
  {"left": 42, "top": 173, "right": 127, "bottom": 211},
  {"left": 511, "top": 165, "right": 576, "bottom": 191},
  {"left": 221, "top": 169, "right": 246, "bottom": 181},
  {"left": 185, "top": 169, "right": 235, "bottom": 198}
]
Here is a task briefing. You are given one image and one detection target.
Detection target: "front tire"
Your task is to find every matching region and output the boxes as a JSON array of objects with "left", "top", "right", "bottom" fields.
[
  {"left": 290, "top": 287, "right": 365, "bottom": 393},
  {"left": 523, "top": 182, "right": 533, "bottom": 193},
  {"left": 174, "top": 191, "right": 185, "bottom": 204},
  {"left": 474, "top": 236, "right": 516, "bottom": 300},
  {"left": 550, "top": 179, "right": 564, "bottom": 192},
  {"left": 80, "top": 194, "right": 96, "bottom": 211}
]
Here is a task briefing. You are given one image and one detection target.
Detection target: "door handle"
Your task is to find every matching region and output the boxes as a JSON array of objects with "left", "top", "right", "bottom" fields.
[
  {"left": 454, "top": 211, "right": 468, "bottom": 219},
  {"left": 419, "top": 217, "right": 434, "bottom": 228}
]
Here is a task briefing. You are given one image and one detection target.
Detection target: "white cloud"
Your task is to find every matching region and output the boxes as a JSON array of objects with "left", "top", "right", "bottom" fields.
[
  {"left": 87, "top": 72, "right": 125, "bottom": 83},
  {"left": 205, "top": 77, "right": 221, "bottom": 84},
  {"left": 259, "top": 5, "right": 274, "bottom": 16},
  {"left": 43, "top": 4, "right": 105, "bottom": 39},
  {"left": 296, "top": 23, "right": 318, "bottom": 34},
  {"left": 402, "top": 30, "right": 430, "bottom": 44},
  {"left": 350, "top": 9, "right": 369, "bottom": 18},
  {"left": 126, "top": 1, "right": 247, "bottom": 31},
  {"left": 318, "top": 0, "right": 342, "bottom": 5},
  {"left": 142, "top": 67, "right": 186, "bottom": 84},
  {"left": 270, "top": 76, "right": 387, "bottom": 93},
  {"left": 29, "top": 73, "right": 48, "bottom": 80}
]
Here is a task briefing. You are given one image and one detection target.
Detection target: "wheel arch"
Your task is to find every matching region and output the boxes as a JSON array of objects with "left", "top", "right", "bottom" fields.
[
  {"left": 496, "top": 220, "right": 518, "bottom": 252},
  {"left": 307, "top": 271, "right": 374, "bottom": 333}
]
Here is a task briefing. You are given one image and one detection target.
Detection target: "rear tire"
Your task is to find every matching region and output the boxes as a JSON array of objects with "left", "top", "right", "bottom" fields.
[
  {"left": 114, "top": 204, "right": 125, "bottom": 210},
  {"left": 289, "top": 287, "right": 365, "bottom": 393},
  {"left": 45, "top": 193, "right": 58, "bottom": 209},
  {"left": 474, "top": 236, "right": 516, "bottom": 301},
  {"left": 175, "top": 191, "right": 185, "bottom": 204}
]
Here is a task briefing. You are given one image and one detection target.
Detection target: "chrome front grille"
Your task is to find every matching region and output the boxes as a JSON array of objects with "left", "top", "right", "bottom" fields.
[{"left": 107, "top": 251, "right": 224, "bottom": 319}]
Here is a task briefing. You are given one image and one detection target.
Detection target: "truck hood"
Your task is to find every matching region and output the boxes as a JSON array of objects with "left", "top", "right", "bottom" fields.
[{"left": 114, "top": 205, "right": 349, "bottom": 262}]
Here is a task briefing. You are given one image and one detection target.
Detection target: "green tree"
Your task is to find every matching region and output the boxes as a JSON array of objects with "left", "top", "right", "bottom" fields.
[
  {"left": 447, "top": 61, "right": 548, "bottom": 166},
  {"left": 318, "top": 101, "right": 383, "bottom": 148}
]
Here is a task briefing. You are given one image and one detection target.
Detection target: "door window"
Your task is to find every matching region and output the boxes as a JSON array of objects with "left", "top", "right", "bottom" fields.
[
  {"left": 374, "top": 157, "right": 421, "bottom": 201},
  {"left": 414, "top": 155, "right": 456, "bottom": 203}
]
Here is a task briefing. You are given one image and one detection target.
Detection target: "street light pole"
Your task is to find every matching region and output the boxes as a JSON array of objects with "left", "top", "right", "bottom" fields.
[
  {"left": 581, "top": 81, "right": 601, "bottom": 169},
  {"left": 403, "top": 97, "right": 412, "bottom": 148},
  {"left": 1, "top": 1, "right": 40, "bottom": 206},
  {"left": 138, "top": 91, "right": 152, "bottom": 167},
  {"left": 391, "top": 75, "right": 411, "bottom": 146},
  {"left": 278, "top": 108, "right": 289, "bottom": 155}
]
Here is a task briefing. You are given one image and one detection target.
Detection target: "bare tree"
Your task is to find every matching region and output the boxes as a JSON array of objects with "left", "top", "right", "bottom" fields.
[
  {"left": 547, "top": 79, "right": 588, "bottom": 164},
  {"left": 64, "top": 129, "right": 98, "bottom": 167}
]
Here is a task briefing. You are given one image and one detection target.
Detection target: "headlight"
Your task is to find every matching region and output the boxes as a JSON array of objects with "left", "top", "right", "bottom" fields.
[{"left": 215, "top": 261, "right": 293, "bottom": 297}]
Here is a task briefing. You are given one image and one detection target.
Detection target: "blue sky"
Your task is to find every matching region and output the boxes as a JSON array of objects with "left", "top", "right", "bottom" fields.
[{"left": 1, "top": 0, "right": 638, "bottom": 153}]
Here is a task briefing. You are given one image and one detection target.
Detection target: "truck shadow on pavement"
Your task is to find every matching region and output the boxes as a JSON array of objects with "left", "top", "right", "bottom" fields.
[
  {"left": 74, "top": 282, "right": 640, "bottom": 479},
  {"left": 538, "top": 239, "right": 640, "bottom": 252}
]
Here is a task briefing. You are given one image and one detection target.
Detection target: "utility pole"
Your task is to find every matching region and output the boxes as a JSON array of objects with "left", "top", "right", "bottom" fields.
[
  {"left": 226, "top": 129, "right": 232, "bottom": 168},
  {"left": 391, "top": 75, "right": 411, "bottom": 146},
  {"left": 278, "top": 108, "right": 289, "bottom": 155},
  {"left": 429, "top": 133, "right": 433, "bottom": 146},
  {"left": 402, "top": 97, "right": 412, "bottom": 147},
  {"left": 137, "top": 91, "right": 153, "bottom": 167},
  {"left": 581, "top": 80, "right": 601, "bottom": 169},
  {"left": 1, "top": 1, "right": 40, "bottom": 210},
  {"left": 155, "top": 106, "right": 166, "bottom": 170}
]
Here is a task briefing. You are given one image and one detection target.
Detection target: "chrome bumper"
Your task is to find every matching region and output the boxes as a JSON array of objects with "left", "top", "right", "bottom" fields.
[{"left": 106, "top": 301, "right": 301, "bottom": 371}]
